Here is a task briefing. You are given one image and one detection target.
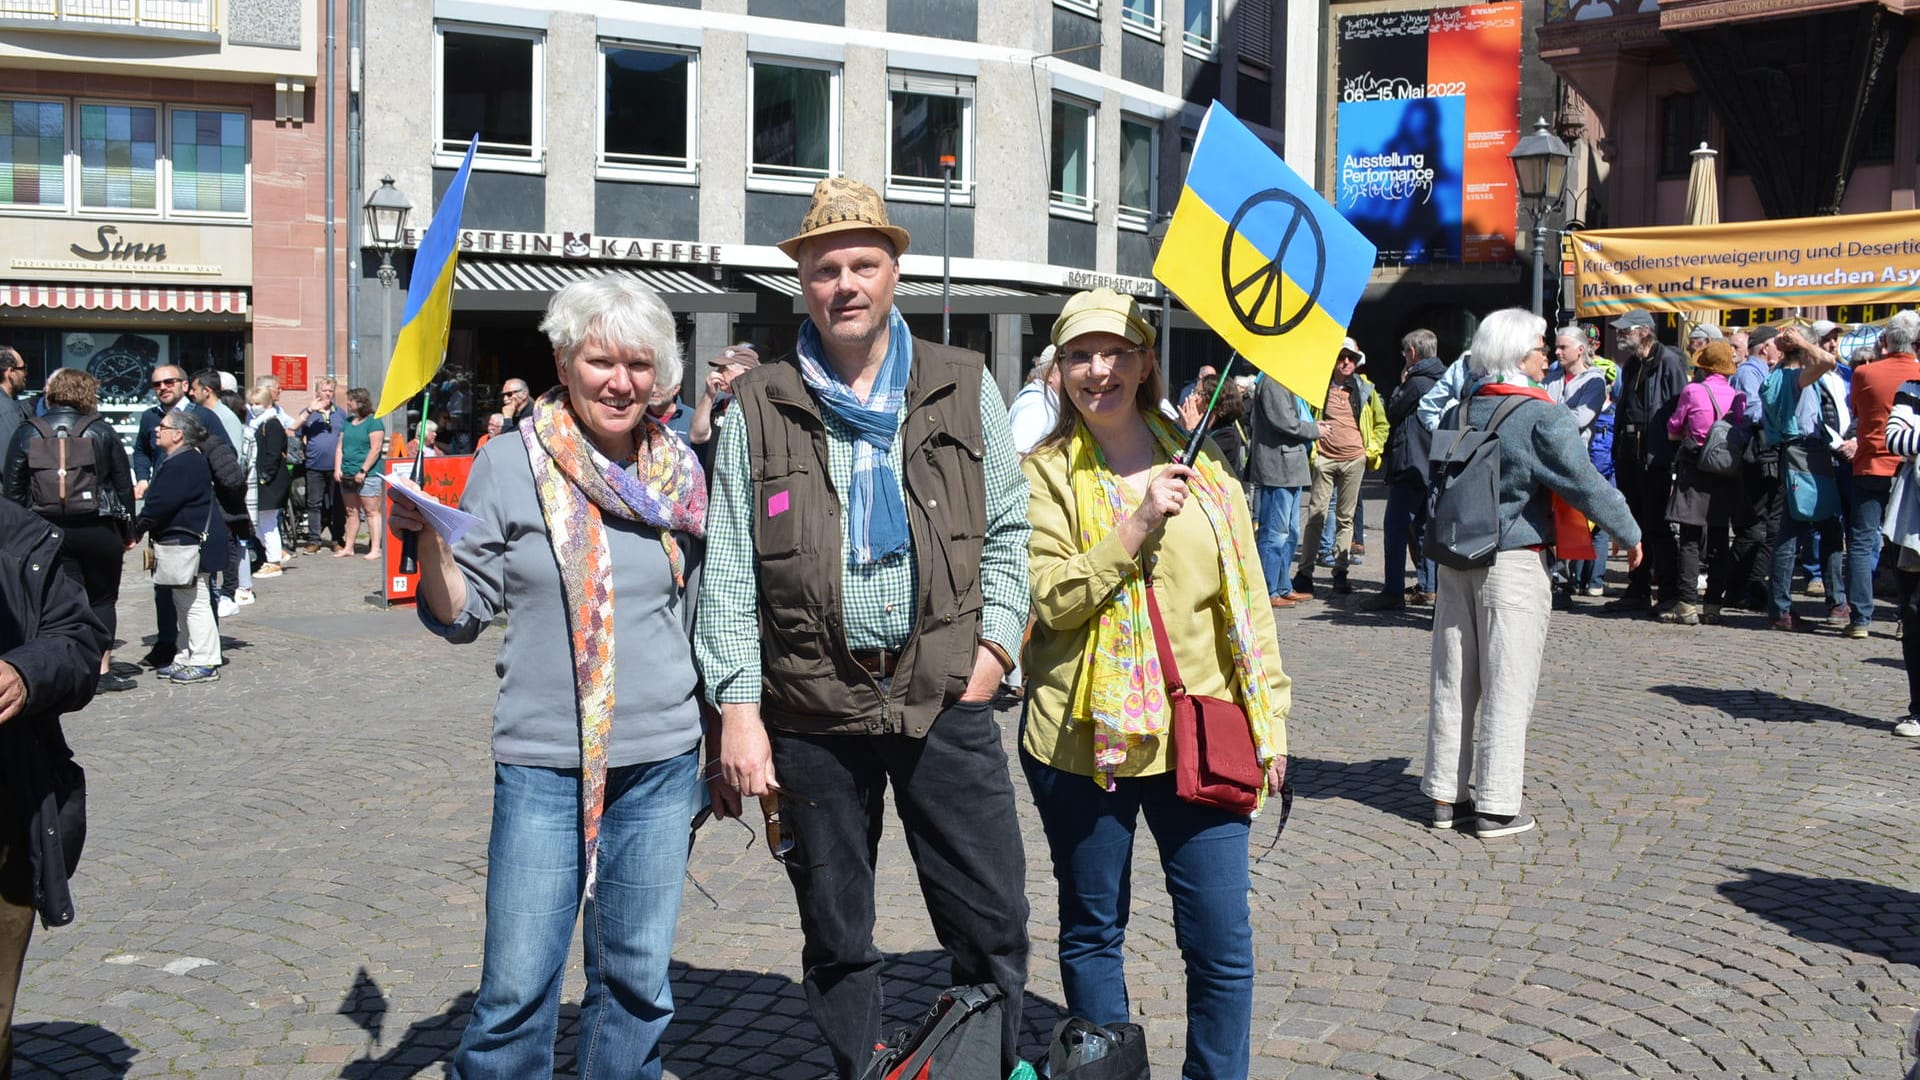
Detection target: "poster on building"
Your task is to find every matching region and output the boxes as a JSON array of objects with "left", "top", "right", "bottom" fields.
[{"left": 1334, "top": 3, "right": 1523, "bottom": 264}]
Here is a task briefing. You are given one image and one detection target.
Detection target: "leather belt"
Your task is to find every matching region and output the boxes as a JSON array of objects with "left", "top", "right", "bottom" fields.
[
  {"left": 1619, "top": 423, "right": 1645, "bottom": 434},
  {"left": 849, "top": 649, "right": 899, "bottom": 679}
]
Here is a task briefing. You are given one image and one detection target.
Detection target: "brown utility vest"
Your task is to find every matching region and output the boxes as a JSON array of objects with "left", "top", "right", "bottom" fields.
[{"left": 731, "top": 338, "right": 988, "bottom": 737}]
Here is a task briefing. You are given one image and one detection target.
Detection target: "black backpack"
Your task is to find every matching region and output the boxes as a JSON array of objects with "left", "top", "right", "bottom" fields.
[
  {"left": 23, "top": 417, "right": 101, "bottom": 517},
  {"left": 1425, "top": 395, "right": 1529, "bottom": 571}
]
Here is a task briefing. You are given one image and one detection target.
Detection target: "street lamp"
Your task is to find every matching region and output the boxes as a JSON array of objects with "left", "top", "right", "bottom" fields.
[
  {"left": 363, "top": 174, "right": 413, "bottom": 374},
  {"left": 940, "top": 150, "right": 956, "bottom": 345},
  {"left": 1148, "top": 213, "right": 1173, "bottom": 388},
  {"left": 1508, "top": 118, "right": 1572, "bottom": 319}
]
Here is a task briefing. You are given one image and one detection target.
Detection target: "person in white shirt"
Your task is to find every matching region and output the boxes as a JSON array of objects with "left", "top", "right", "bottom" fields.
[{"left": 1007, "top": 346, "right": 1060, "bottom": 456}]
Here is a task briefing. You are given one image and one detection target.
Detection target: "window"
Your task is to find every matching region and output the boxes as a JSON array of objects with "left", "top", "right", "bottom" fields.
[
  {"left": 749, "top": 60, "right": 839, "bottom": 188},
  {"left": 0, "top": 99, "right": 66, "bottom": 209},
  {"left": 1122, "top": 0, "right": 1161, "bottom": 35},
  {"left": 79, "top": 103, "right": 158, "bottom": 211},
  {"left": 1657, "top": 93, "right": 1709, "bottom": 178},
  {"left": 1050, "top": 97, "right": 1095, "bottom": 216},
  {"left": 438, "top": 26, "right": 542, "bottom": 164},
  {"left": 1118, "top": 117, "right": 1157, "bottom": 228},
  {"left": 887, "top": 72, "right": 973, "bottom": 202},
  {"left": 1184, "top": 0, "right": 1218, "bottom": 55},
  {"left": 170, "top": 109, "right": 246, "bottom": 214},
  {"left": 0, "top": 96, "right": 249, "bottom": 219},
  {"left": 601, "top": 43, "right": 697, "bottom": 178}
]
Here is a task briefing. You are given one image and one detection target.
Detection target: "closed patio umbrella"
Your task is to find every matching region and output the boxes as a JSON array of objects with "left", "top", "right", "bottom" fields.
[{"left": 1683, "top": 143, "right": 1721, "bottom": 342}]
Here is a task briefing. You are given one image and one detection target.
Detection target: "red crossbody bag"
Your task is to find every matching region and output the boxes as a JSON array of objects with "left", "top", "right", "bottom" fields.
[{"left": 1143, "top": 576, "right": 1265, "bottom": 816}]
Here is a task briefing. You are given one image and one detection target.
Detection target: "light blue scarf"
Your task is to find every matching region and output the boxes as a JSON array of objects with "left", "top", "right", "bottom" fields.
[{"left": 796, "top": 307, "right": 913, "bottom": 564}]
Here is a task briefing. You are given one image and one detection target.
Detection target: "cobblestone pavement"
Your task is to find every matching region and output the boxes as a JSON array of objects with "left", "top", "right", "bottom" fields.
[{"left": 12, "top": 497, "right": 1920, "bottom": 1079}]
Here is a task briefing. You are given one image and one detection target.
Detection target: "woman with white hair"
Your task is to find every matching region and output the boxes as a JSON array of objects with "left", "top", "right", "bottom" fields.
[
  {"left": 1423, "top": 309, "right": 1642, "bottom": 838},
  {"left": 388, "top": 275, "right": 710, "bottom": 1078},
  {"left": 1547, "top": 325, "right": 1612, "bottom": 598},
  {"left": 1007, "top": 344, "right": 1061, "bottom": 455}
]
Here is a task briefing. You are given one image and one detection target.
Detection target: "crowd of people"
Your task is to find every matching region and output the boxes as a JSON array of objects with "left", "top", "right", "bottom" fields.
[
  {"left": 0, "top": 349, "right": 410, "bottom": 689},
  {"left": 4, "top": 170, "right": 1918, "bottom": 1079}
]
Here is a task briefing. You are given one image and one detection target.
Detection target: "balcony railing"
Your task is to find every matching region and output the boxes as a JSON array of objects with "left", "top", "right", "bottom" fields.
[{"left": 0, "top": 0, "right": 216, "bottom": 33}]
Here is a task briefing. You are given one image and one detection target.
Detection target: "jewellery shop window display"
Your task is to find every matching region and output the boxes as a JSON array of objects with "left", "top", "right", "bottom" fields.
[{"left": 4, "top": 327, "right": 245, "bottom": 448}]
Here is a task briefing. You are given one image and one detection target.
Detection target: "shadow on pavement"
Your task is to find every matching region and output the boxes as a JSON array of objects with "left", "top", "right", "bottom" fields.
[
  {"left": 11, "top": 1021, "right": 138, "bottom": 1078},
  {"left": 1647, "top": 683, "right": 1885, "bottom": 729},
  {"left": 332, "top": 949, "right": 1067, "bottom": 1079},
  {"left": 1717, "top": 869, "right": 1920, "bottom": 967},
  {"left": 1287, "top": 755, "right": 1427, "bottom": 825}
]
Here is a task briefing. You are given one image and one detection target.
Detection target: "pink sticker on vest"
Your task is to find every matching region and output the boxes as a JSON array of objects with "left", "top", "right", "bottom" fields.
[{"left": 768, "top": 490, "right": 790, "bottom": 517}]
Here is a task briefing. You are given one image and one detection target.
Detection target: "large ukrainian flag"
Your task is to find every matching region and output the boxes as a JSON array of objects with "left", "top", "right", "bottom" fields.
[
  {"left": 376, "top": 135, "right": 477, "bottom": 419},
  {"left": 1153, "top": 103, "right": 1376, "bottom": 397}
]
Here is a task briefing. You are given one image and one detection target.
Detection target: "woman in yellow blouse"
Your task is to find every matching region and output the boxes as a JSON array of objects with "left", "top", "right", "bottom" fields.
[{"left": 1021, "top": 288, "right": 1290, "bottom": 1080}]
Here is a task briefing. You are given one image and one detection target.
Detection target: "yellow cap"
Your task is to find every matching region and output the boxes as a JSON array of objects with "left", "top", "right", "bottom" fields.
[{"left": 1051, "top": 288, "right": 1156, "bottom": 349}]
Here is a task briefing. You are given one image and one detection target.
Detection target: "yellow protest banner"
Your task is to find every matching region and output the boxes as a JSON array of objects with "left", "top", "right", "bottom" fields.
[{"left": 1572, "top": 209, "right": 1920, "bottom": 317}]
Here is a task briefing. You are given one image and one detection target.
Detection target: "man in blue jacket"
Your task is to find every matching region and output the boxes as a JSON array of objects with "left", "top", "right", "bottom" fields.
[{"left": 0, "top": 496, "right": 108, "bottom": 1074}]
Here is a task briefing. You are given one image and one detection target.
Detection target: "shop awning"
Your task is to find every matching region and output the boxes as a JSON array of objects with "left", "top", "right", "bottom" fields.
[
  {"left": 453, "top": 260, "right": 755, "bottom": 313},
  {"left": 0, "top": 282, "right": 249, "bottom": 315},
  {"left": 741, "top": 272, "right": 1070, "bottom": 315}
]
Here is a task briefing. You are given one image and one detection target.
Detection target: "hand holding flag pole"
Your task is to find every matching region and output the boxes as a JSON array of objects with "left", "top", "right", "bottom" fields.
[
  {"left": 1179, "top": 355, "right": 1238, "bottom": 467},
  {"left": 378, "top": 134, "right": 477, "bottom": 576}
]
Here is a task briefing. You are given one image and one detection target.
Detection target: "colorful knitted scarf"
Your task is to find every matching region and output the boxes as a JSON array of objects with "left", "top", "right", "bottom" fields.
[
  {"left": 1067, "top": 413, "right": 1280, "bottom": 794},
  {"left": 520, "top": 387, "right": 707, "bottom": 899}
]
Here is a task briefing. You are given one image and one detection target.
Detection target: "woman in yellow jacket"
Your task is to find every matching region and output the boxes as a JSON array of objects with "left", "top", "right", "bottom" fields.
[{"left": 1021, "top": 288, "right": 1291, "bottom": 1080}]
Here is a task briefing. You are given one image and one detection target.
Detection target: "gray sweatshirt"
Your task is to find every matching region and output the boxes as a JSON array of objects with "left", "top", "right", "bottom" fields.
[{"left": 420, "top": 435, "right": 703, "bottom": 769}]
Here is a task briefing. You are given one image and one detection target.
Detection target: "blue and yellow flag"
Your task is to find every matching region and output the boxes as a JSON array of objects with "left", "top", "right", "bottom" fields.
[
  {"left": 1153, "top": 103, "right": 1376, "bottom": 398},
  {"left": 376, "top": 135, "right": 476, "bottom": 419}
]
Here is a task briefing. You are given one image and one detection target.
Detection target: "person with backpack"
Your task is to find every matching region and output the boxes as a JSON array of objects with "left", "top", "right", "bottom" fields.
[
  {"left": 1422, "top": 309, "right": 1640, "bottom": 839},
  {"left": 1661, "top": 341, "right": 1746, "bottom": 626},
  {"left": 3, "top": 369, "right": 135, "bottom": 693},
  {"left": 1365, "top": 329, "right": 1448, "bottom": 610}
]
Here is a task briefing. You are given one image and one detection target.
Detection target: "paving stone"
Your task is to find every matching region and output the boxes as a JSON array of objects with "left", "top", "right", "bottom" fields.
[{"left": 8, "top": 499, "right": 1919, "bottom": 1079}]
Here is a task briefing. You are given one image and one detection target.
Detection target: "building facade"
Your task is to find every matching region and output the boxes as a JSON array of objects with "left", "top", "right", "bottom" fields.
[
  {"left": 356, "top": 0, "right": 1313, "bottom": 440},
  {"left": 1540, "top": 0, "right": 1920, "bottom": 326},
  {"left": 0, "top": 0, "right": 337, "bottom": 438}
]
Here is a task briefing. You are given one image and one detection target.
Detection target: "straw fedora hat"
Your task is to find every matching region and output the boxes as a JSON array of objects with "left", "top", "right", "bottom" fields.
[{"left": 777, "top": 177, "right": 912, "bottom": 261}]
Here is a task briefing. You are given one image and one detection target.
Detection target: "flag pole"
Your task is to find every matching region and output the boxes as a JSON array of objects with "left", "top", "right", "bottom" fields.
[
  {"left": 398, "top": 390, "right": 430, "bottom": 573},
  {"left": 1179, "top": 354, "right": 1237, "bottom": 467}
]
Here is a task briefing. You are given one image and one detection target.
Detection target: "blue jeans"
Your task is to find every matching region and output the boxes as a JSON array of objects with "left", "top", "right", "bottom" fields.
[
  {"left": 1255, "top": 485, "right": 1303, "bottom": 597},
  {"left": 1381, "top": 477, "right": 1432, "bottom": 595},
  {"left": 1770, "top": 507, "right": 1845, "bottom": 619},
  {"left": 1022, "top": 753, "right": 1253, "bottom": 1080},
  {"left": 451, "top": 752, "right": 700, "bottom": 1080},
  {"left": 1847, "top": 473, "right": 1890, "bottom": 628}
]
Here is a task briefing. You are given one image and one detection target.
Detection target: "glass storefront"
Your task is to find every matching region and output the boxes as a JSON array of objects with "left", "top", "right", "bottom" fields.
[{"left": 3, "top": 326, "right": 246, "bottom": 447}]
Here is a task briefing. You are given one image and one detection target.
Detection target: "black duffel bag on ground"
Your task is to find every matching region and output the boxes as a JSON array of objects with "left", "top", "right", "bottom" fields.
[{"left": 859, "top": 984, "right": 1004, "bottom": 1080}]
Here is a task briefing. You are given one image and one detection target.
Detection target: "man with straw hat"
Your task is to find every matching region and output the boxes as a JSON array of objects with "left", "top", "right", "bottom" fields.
[{"left": 695, "top": 177, "right": 1032, "bottom": 1078}]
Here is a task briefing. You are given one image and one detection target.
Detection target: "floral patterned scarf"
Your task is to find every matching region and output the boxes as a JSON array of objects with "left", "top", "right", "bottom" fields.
[
  {"left": 520, "top": 387, "right": 707, "bottom": 899},
  {"left": 1067, "top": 413, "right": 1280, "bottom": 794}
]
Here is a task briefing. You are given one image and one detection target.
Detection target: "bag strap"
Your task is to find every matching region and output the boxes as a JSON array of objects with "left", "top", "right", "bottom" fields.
[
  {"left": 1141, "top": 577, "right": 1186, "bottom": 697},
  {"left": 893, "top": 986, "right": 997, "bottom": 1080},
  {"left": 1479, "top": 394, "right": 1531, "bottom": 436}
]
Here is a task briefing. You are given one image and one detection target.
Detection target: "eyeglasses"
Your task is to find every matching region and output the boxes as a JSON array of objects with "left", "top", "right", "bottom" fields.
[
  {"left": 760, "top": 792, "right": 794, "bottom": 862},
  {"left": 151, "top": 377, "right": 182, "bottom": 388},
  {"left": 1058, "top": 346, "right": 1147, "bottom": 368}
]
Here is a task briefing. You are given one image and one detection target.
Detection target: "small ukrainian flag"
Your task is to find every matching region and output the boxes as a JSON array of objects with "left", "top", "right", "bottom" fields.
[
  {"left": 1153, "top": 103, "right": 1375, "bottom": 398},
  {"left": 375, "top": 135, "right": 477, "bottom": 419}
]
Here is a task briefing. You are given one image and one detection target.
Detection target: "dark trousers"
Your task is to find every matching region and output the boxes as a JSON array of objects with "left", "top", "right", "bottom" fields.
[
  {"left": 49, "top": 517, "right": 123, "bottom": 643},
  {"left": 1, "top": 819, "right": 35, "bottom": 1080},
  {"left": 304, "top": 468, "right": 343, "bottom": 548},
  {"left": 768, "top": 700, "right": 1029, "bottom": 1080},
  {"left": 1380, "top": 476, "right": 1431, "bottom": 596},
  {"left": 1617, "top": 450, "right": 1678, "bottom": 601},
  {"left": 1676, "top": 521, "right": 1734, "bottom": 606},
  {"left": 1729, "top": 455, "right": 1782, "bottom": 609},
  {"left": 1897, "top": 571, "right": 1920, "bottom": 717}
]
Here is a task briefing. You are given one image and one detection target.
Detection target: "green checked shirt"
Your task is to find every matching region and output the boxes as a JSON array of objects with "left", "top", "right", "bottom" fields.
[{"left": 696, "top": 365, "right": 1030, "bottom": 706}]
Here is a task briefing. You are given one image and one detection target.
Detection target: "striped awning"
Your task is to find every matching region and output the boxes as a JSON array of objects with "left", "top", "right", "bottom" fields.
[
  {"left": 0, "top": 281, "right": 250, "bottom": 315},
  {"left": 741, "top": 272, "right": 1071, "bottom": 316},
  {"left": 453, "top": 259, "right": 755, "bottom": 313}
]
